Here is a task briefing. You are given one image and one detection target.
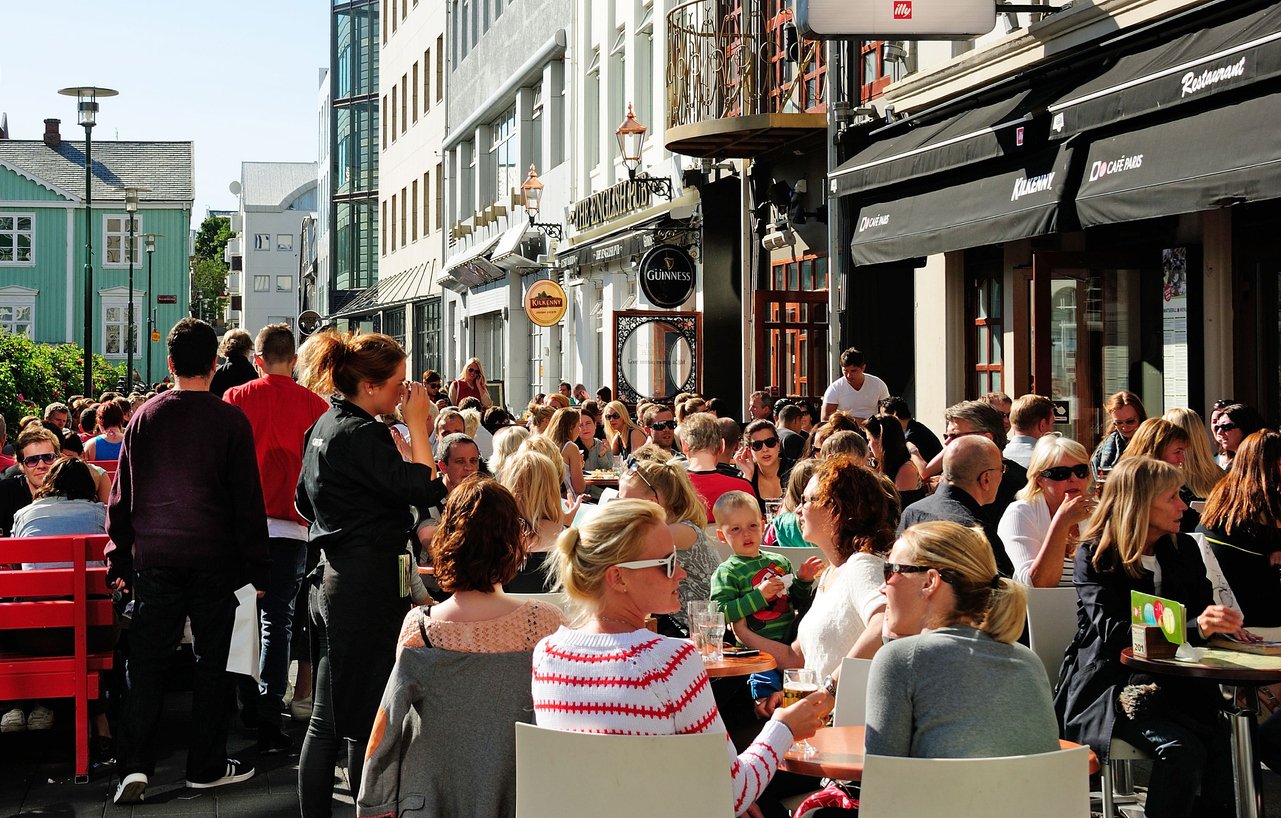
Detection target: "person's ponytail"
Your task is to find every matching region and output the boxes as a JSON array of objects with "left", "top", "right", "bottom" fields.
[
  {"left": 980, "top": 577, "right": 1028, "bottom": 645},
  {"left": 297, "top": 330, "right": 405, "bottom": 398}
]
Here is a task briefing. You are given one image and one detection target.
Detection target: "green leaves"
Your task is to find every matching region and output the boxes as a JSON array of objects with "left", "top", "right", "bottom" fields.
[{"left": 0, "top": 331, "right": 123, "bottom": 432}]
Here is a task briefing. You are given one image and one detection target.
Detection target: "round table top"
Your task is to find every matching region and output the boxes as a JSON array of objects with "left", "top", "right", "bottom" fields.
[
  {"left": 1121, "top": 647, "right": 1281, "bottom": 684},
  {"left": 584, "top": 473, "right": 620, "bottom": 487},
  {"left": 702, "top": 651, "right": 777, "bottom": 678},
  {"left": 780, "top": 726, "right": 1100, "bottom": 780}
]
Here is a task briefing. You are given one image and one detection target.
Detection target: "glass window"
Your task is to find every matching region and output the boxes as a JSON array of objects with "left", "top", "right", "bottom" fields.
[
  {"left": 585, "top": 50, "right": 601, "bottom": 169},
  {"left": 0, "top": 215, "right": 34, "bottom": 264},
  {"left": 102, "top": 299, "right": 141, "bottom": 357},
  {"left": 277, "top": 234, "right": 294, "bottom": 251},
  {"left": 491, "top": 106, "right": 517, "bottom": 202},
  {"left": 276, "top": 276, "right": 293, "bottom": 291},
  {"left": 254, "top": 233, "right": 271, "bottom": 251},
  {"left": 254, "top": 275, "right": 270, "bottom": 291},
  {"left": 105, "top": 215, "right": 142, "bottom": 265},
  {"left": 0, "top": 303, "right": 33, "bottom": 336}
]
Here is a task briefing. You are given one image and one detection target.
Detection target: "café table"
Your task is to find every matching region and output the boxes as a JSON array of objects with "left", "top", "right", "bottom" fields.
[
  {"left": 702, "top": 650, "right": 776, "bottom": 679},
  {"left": 780, "top": 725, "right": 1101, "bottom": 780},
  {"left": 1121, "top": 646, "right": 1281, "bottom": 818},
  {"left": 584, "top": 473, "right": 620, "bottom": 489}
]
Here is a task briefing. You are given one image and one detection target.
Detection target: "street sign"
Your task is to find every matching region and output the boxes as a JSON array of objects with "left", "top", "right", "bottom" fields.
[
  {"left": 151, "top": 331, "right": 161, "bottom": 342},
  {"left": 1053, "top": 400, "right": 1071, "bottom": 425},
  {"left": 157, "top": 294, "right": 177, "bottom": 304},
  {"left": 298, "top": 310, "right": 323, "bottom": 336},
  {"left": 795, "top": 0, "right": 996, "bottom": 39}
]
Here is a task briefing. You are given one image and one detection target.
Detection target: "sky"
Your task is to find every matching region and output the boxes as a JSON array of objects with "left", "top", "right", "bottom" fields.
[{"left": 0, "top": 1, "right": 328, "bottom": 218}]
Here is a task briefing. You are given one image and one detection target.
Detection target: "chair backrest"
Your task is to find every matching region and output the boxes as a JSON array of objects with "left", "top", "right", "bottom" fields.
[
  {"left": 858, "top": 746, "right": 1091, "bottom": 818},
  {"left": 833, "top": 657, "right": 873, "bottom": 727},
  {"left": 506, "top": 592, "right": 573, "bottom": 617},
  {"left": 515, "top": 723, "right": 734, "bottom": 818},
  {"left": 766, "top": 546, "right": 825, "bottom": 568},
  {"left": 1025, "top": 587, "right": 1080, "bottom": 683},
  {"left": 88, "top": 460, "right": 119, "bottom": 476}
]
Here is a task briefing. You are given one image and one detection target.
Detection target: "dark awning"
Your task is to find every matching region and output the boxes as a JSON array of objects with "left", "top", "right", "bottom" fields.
[
  {"left": 1075, "top": 89, "right": 1281, "bottom": 228},
  {"left": 828, "top": 80, "right": 1075, "bottom": 198},
  {"left": 1048, "top": 3, "right": 1281, "bottom": 138},
  {"left": 849, "top": 144, "right": 1074, "bottom": 266}
]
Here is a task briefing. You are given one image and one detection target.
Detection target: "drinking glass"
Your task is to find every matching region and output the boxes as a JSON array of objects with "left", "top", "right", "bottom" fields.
[
  {"left": 687, "top": 601, "right": 714, "bottom": 652},
  {"left": 698, "top": 612, "right": 725, "bottom": 664},
  {"left": 764, "top": 499, "right": 783, "bottom": 523},
  {"left": 782, "top": 668, "right": 820, "bottom": 757}
]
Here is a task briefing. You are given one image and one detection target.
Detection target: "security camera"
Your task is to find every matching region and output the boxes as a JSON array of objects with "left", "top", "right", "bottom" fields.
[{"left": 762, "top": 229, "right": 793, "bottom": 251}]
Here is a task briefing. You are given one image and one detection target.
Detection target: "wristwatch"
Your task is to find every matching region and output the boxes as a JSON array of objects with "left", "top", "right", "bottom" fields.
[{"left": 822, "top": 674, "right": 838, "bottom": 698}]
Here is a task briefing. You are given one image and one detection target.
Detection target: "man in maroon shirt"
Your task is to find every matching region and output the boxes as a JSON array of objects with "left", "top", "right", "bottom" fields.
[
  {"left": 681, "top": 413, "right": 753, "bottom": 522},
  {"left": 224, "top": 323, "right": 328, "bottom": 754}
]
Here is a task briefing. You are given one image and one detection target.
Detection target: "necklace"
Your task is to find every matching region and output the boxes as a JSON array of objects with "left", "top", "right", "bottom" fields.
[{"left": 594, "top": 614, "right": 642, "bottom": 631}]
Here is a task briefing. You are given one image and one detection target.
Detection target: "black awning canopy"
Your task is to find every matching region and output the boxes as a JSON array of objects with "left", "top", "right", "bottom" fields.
[
  {"left": 849, "top": 144, "right": 1074, "bottom": 266},
  {"left": 1049, "top": 3, "right": 1281, "bottom": 138},
  {"left": 1075, "top": 89, "right": 1281, "bottom": 228}
]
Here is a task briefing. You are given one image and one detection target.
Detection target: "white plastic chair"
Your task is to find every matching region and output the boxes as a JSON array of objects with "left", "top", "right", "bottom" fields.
[
  {"left": 832, "top": 657, "right": 873, "bottom": 727},
  {"left": 515, "top": 723, "right": 734, "bottom": 818},
  {"left": 767, "top": 545, "right": 826, "bottom": 568},
  {"left": 1025, "top": 587, "right": 1079, "bottom": 683},
  {"left": 858, "top": 746, "right": 1092, "bottom": 818}
]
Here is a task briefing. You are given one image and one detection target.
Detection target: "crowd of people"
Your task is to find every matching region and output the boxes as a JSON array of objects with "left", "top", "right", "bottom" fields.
[{"left": 1, "top": 326, "right": 1277, "bottom": 818}]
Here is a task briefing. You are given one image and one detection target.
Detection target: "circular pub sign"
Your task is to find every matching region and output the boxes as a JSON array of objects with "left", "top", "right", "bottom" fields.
[
  {"left": 524, "top": 279, "right": 568, "bottom": 327},
  {"left": 638, "top": 244, "right": 697, "bottom": 309}
]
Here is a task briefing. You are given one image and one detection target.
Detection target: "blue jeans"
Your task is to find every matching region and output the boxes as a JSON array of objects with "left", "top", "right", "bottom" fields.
[
  {"left": 1112, "top": 715, "right": 1234, "bottom": 818},
  {"left": 251, "top": 538, "right": 307, "bottom": 732}
]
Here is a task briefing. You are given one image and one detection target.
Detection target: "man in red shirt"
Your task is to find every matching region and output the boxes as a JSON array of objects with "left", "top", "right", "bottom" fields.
[
  {"left": 224, "top": 323, "right": 328, "bottom": 754},
  {"left": 681, "top": 412, "right": 753, "bottom": 523}
]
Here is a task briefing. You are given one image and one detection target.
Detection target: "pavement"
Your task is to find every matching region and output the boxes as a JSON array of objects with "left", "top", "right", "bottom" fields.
[{"left": 0, "top": 690, "right": 346, "bottom": 818}]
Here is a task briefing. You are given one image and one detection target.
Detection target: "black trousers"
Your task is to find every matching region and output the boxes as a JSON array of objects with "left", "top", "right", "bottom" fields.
[{"left": 116, "top": 567, "right": 239, "bottom": 782}]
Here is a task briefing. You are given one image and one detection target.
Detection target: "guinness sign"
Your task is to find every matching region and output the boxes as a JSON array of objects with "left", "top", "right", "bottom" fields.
[{"left": 638, "top": 245, "right": 696, "bottom": 309}]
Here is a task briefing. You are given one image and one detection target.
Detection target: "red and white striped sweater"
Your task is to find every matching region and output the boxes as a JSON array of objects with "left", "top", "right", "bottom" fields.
[{"left": 531, "top": 626, "right": 793, "bottom": 816}]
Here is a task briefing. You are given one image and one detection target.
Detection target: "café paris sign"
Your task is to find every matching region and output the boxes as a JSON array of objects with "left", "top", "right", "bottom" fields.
[{"left": 524, "top": 279, "right": 568, "bottom": 327}]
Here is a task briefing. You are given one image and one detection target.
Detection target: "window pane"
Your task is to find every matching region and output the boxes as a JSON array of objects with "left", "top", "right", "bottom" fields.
[
  {"left": 105, "top": 326, "right": 121, "bottom": 354},
  {"left": 15, "top": 306, "right": 30, "bottom": 321},
  {"left": 106, "top": 306, "right": 122, "bottom": 322},
  {"left": 17, "top": 217, "right": 31, "bottom": 231},
  {"left": 0, "top": 306, "right": 11, "bottom": 321},
  {"left": 0, "top": 217, "right": 10, "bottom": 231},
  {"left": 276, "top": 275, "right": 293, "bottom": 291}
]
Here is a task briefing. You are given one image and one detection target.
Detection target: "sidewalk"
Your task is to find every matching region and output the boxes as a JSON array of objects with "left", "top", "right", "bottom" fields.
[{"left": 0, "top": 691, "right": 343, "bottom": 818}]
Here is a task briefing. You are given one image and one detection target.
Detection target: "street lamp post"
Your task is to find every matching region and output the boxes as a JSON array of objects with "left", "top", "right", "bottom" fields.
[
  {"left": 58, "top": 86, "right": 118, "bottom": 397},
  {"left": 144, "top": 233, "right": 163, "bottom": 387},
  {"left": 519, "top": 165, "right": 564, "bottom": 240},
  {"left": 122, "top": 186, "right": 148, "bottom": 393},
  {"left": 615, "top": 103, "right": 674, "bottom": 200}
]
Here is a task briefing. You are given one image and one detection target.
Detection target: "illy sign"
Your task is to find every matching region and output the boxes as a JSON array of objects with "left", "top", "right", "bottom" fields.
[{"left": 795, "top": 0, "right": 994, "bottom": 38}]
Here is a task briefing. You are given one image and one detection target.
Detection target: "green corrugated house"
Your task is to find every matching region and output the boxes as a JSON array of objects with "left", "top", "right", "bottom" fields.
[{"left": 0, "top": 120, "right": 193, "bottom": 385}]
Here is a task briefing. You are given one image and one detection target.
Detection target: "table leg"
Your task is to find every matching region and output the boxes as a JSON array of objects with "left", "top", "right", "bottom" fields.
[{"left": 1229, "top": 686, "right": 1263, "bottom": 818}]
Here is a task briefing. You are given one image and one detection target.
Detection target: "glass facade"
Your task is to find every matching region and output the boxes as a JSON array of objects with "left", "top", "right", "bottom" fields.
[{"left": 332, "top": 0, "right": 380, "bottom": 296}]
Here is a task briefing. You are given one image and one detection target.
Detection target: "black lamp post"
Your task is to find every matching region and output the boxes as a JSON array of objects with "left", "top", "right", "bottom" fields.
[
  {"left": 519, "top": 165, "right": 564, "bottom": 240},
  {"left": 615, "top": 103, "right": 673, "bottom": 200},
  {"left": 58, "top": 85, "right": 118, "bottom": 396},
  {"left": 144, "top": 232, "right": 163, "bottom": 388},
  {"left": 122, "top": 186, "right": 148, "bottom": 393}
]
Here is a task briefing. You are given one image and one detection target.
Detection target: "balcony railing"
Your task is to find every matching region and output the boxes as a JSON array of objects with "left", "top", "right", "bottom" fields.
[{"left": 667, "top": 0, "right": 826, "bottom": 134}]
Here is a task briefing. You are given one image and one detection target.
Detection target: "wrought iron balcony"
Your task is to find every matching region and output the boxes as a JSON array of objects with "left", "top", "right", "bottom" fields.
[{"left": 666, "top": 0, "right": 828, "bottom": 159}]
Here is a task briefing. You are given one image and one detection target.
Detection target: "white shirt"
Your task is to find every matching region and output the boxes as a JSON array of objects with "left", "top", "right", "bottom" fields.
[
  {"left": 821, "top": 373, "right": 890, "bottom": 419},
  {"left": 997, "top": 496, "right": 1074, "bottom": 587},
  {"left": 796, "top": 553, "right": 887, "bottom": 678}
]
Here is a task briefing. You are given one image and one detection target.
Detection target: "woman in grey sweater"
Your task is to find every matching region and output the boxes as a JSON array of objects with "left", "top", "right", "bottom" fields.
[{"left": 867, "top": 520, "right": 1060, "bottom": 758}]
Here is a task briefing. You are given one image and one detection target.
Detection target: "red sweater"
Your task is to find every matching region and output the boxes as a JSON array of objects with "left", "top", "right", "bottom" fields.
[{"left": 224, "top": 374, "right": 328, "bottom": 526}]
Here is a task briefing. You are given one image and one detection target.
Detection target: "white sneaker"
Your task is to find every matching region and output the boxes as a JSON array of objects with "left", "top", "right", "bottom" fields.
[
  {"left": 114, "top": 772, "right": 148, "bottom": 804},
  {"left": 289, "top": 695, "right": 313, "bottom": 722},
  {"left": 0, "top": 708, "right": 25, "bottom": 733},
  {"left": 187, "top": 758, "right": 255, "bottom": 789},
  {"left": 26, "top": 705, "right": 54, "bottom": 731}
]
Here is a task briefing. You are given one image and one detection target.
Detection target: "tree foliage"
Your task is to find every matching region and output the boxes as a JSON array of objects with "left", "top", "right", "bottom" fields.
[
  {"left": 194, "top": 215, "right": 233, "bottom": 264},
  {"left": 191, "top": 258, "right": 229, "bottom": 323},
  {"left": 0, "top": 330, "right": 123, "bottom": 432}
]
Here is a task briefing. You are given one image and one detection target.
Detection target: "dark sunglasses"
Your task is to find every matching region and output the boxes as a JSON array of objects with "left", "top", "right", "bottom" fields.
[
  {"left": 648, "top": 421, "right": 677, "bottom": 431},
  {"left": 467, "top": 368, "right": 480, "bottom": 375},
  {"left": 22, "top": 453, "right": 57, "bottom": 468},
  {"left": 426, "top": 381, "right": 441, "bottom": 388},
  {"left": 883, "top": 562, "right": 957, "bottom": 584},
  {"left": 749, "top": 436, "right": 780, "bottom": 451},
  {"left": 604, "top": 412, "right": 621, "bottom": 421},
  {"left": 1214, "top": 423, "right": 1238, "bottom": 433},
  {"left": 942, "top": 430, "right": 985, "bottom": 443},
  {"left": 1040, "top": 464, "right": 1091, "bottom": 481}
]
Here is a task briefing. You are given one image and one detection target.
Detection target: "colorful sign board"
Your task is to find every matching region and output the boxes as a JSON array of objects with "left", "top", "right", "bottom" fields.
[
  {"left": 524, "top": 279, "right": 568, "bottom": 327},
  {"left": 795, "top": 0, "right": 996, "bottom": 39}
]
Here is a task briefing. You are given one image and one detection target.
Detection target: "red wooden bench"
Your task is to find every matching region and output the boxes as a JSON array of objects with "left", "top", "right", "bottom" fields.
[
  {"left": 0, "top": 534, "right": 113, "bottom": 782},
  {"left": 87, "top": 460, "right": 119, "bottom": 477}
]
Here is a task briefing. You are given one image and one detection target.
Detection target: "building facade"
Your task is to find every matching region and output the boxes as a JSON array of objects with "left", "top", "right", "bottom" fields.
[{"left": 0, "top": 121, "right": 193, "bottom": 384}]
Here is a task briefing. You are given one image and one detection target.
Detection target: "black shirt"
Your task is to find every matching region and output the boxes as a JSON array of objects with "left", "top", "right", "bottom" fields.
[
  {"left": 0, "top": 474, "right": 33, "bottom": 536},
  {"left": 899, "top": 482, "right": 1015, "bottom": 577},
  {"left": 905, "top": 420, "right": 944, "bottom": 464},
  {"left": 210, "top": 355, "right": 257, "bottom": 398}
]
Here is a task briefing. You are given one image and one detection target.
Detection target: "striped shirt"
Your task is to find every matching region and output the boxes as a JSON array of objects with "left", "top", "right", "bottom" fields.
[{"left": 532, "top": 626, "right": 793, "bottom": 816}]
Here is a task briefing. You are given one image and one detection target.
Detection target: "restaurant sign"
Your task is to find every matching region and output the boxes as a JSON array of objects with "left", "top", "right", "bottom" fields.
[
  {"left": 639, "top": 245, "right": 697, "bottom": 309},
  {"left": 524, "top": 279, "right": 568, "bottom": 327},
  {"left": 568, "top": 179, "right": 655, "bottom": 231}
]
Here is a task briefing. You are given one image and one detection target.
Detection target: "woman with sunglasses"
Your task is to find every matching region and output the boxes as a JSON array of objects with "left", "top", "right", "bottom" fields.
[
  {"left": 533, "top": 500, "right": 829, "bottom": 817},
  {"left": 1196, "top": 430, "right": 1281, "bottom": 626},
  {"left": 447, "top": 357, "right": 493, "bottom": 409},
  {"left": 997, "top": 436, "right": 1095, "bottom": 588},
  {"left": 1057, "top": 457, "right": 1246, "bottom": 818},
  {"left": 602, "top": 400, "right": 646, "bottom": 458},
  {"left": 863, "top": 413, "right": 924, "bottom": 507},
  {"left": 618, "top": 456, "right": 720, "bottom": 637},
  {"left": 735, "top": 420, "right": 795, "bottom": 515},
  {"left": 1090, "top": 390, "right": 1146, "bottom": 474},
  {"left": 1212, "top": 403, "right": 1266, "bottom": 471}
]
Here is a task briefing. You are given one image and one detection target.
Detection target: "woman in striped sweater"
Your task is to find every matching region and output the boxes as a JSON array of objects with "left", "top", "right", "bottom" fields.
[{"left": 532, "top": 499, "right": 829, "bottom": 817}]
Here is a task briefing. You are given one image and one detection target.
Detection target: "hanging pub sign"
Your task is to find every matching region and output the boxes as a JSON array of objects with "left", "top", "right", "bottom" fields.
[
  {"left": 795, "top": 0, "right": 995, "bottom": 39},
  {"left": 524, "top": 279, "right": 568, "bottom": 327},
  {"left": 638, "top": 244, "right": 696, "bottom": 309}
]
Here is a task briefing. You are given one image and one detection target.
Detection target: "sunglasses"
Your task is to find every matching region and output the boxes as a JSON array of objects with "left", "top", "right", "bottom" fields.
[
  {"left": 648, "top": 421, "right": 677, "bottom": 432},
  {"left": 626, "top": 460, "right": 659, "bottom": 497},
  {"left": 749, "top": 436, "right": 780, "bottom": 451},
  {"left": 1214, "top": 423, "right": 1238, "bottom": 433},
  {"left": 604, "top": 413, "right": 621, "bottom": 421},
  {"left": 615, "top": 544, "right": 679, "bottom": 578},
  {"left": 1040, "top": 464, "right": 1091, "bottom": 481},
  {"left": 426, "top": 381, "right": 441, "bottom": 388},
  {"left": 883, "top": 562, "right": 957, "bottom": 584},
  {"left": 21, "top": 453, "right": 57, "bottom": 468},
  {"left": 467, "top": 368, "right": 480, "bottom": 375}
]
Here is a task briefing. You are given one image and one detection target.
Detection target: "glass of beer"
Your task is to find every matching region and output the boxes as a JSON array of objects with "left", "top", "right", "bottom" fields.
[{"left": 783, "top": 668, "right": 820, "bottom": 757}]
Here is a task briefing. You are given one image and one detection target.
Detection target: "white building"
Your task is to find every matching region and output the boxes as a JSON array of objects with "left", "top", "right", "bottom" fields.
[{"left": 230, "top": 162, "right": 318, "bottom": 338}]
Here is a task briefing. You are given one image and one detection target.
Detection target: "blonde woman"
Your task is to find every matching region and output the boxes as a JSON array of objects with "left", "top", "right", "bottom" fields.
[
  {"left": 448, "top": 357, "right": 492, "bottom": 408},
  {"left": 547, "top": 408, "right": 586, "bottom": 497},
  {"left": 489, "top": 425, "right": 529, "bottom": 478},
  {"left": 602, "top": 400, "right": 646, "bottom": 458},
  {"left": 617, "top": 458, "right": 720, "bottom": 636},
  {"left": 997, "top": 436, "right": 1095, "bottom": 587},
  {"left": 1162, "top": 407, "right": 1224, "bottom": 499},
  {"left": 496, "top": 450, "right": 568, "bottom": 593}
]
